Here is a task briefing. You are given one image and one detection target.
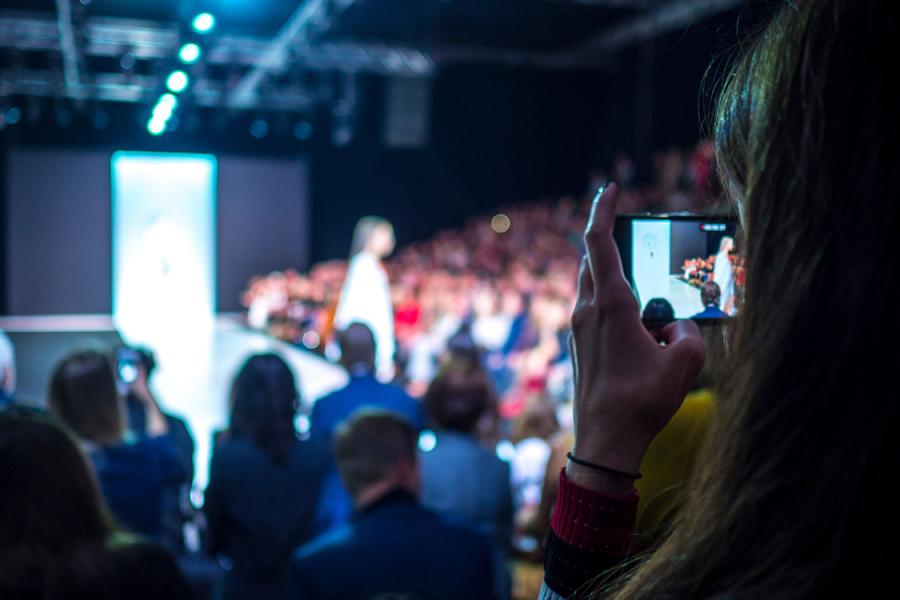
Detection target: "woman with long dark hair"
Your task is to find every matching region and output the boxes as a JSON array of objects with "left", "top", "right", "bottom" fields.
[
  {"left": 542, "top": 1, "right": 899, "bottom": 598},
  {"left": 0, "top": 409, "right": 191, "bottom": 598},
  {"left": 47, "top": 350, "right": 185, "bottom": 543},
  {"left": 204, "top": 353, "right": 328, "bottom": 600}
]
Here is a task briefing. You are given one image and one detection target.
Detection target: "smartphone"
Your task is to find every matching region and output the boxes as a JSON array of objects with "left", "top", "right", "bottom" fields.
[
  {"left": 115, "top": 348, "right": 141, "bottom": 385},
  {"left": 613, "top": 214, "right": 739, "bottom": 325}
]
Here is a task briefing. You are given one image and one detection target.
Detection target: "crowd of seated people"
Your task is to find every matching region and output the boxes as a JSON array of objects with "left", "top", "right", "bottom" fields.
[
  {"left": 0, "top": 322, "right": 568, "bottom": 599},
  {"left": 0, "top": 312, "right": 720, "bottom": 599}
]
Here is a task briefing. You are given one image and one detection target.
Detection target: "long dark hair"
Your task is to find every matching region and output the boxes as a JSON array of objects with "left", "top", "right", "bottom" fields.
[
  {"left": 0, "top": 409, "right": 118, "bottom": 594},
  {"left": 48, "top": 350, "right": 123, "bottom": 444},
  {"left": 227, "top": 353, "right": 299, "bottom": 462},
  {"left": 615, "top": 2, "right": 900, "bottom": 597}
]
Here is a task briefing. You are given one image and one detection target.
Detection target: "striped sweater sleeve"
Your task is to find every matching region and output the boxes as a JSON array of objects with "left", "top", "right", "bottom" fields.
[{"left": 539, "top": 469, "right": 638, "bottom": 599}]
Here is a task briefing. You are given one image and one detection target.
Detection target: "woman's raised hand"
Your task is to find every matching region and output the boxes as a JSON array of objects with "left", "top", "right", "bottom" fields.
[{"left": 567, "top": 183, "right": 705, "bottom": 493}]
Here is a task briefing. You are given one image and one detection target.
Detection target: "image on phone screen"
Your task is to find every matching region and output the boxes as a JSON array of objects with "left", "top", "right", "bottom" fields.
[{"left": 614, "top": 215, "right": 739, "bottom": 322}]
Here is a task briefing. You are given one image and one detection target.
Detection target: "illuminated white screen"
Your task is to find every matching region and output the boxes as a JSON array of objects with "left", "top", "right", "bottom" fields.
[
  {"left": 631, "top": 219, "right": 671, "bottom": 312},
  {"left": 112, "top": 152, "right": 217, "bottom": 334}
]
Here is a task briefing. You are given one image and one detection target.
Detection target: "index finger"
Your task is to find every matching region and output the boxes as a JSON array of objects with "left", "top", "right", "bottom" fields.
[{"left": 583, "top": 183, "right": 628, "bottom": 297}]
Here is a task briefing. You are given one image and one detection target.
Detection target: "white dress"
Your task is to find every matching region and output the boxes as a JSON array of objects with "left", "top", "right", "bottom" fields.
[
  {"left": 334, "top": 251, "right": 396, "bottom": 381},
  {"left": 713, "top": 250, "right": 735, "bottom": 312}
]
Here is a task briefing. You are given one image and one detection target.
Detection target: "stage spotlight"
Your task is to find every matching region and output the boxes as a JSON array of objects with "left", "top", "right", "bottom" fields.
[
  {"left": 120, "top": 51, "right": 137, "bottom": 71},
  {"left": 147, "top": 117, "right": 166, "bottom": 135},
  {"left": 4, "top": 106, "right": 22, "bottom": 126},
  {"left": 192, "top": 12, "right": 216, "bottom": 34},
  {"left": 158, "top": 93, "right": 178, "bottom": 110},
  {"left": 166, "top": 70, "right": 190, "bottom": 93},
  {"left": 249, "top": 118, "right": 269, "bottom": 139},
  {"left": 293, "top": 120, "right": 313, "bottom": 140},
  {"left": 153, "top": 103, "right": 174, "bottom": 122},
  {"left": 179, "top": 43, "right": 201, "bottom": 64},
  {"left": 491, "top": 213, "right": 511, "bottom": 234}
]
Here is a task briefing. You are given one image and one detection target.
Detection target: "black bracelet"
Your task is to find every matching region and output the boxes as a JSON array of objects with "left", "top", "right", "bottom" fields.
[{"left": 566, "top": 452, "right": 642, "bottom": 480}]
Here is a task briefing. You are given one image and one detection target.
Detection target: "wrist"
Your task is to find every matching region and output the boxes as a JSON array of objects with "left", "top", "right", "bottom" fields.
[
  {"left": 565, "top": 460, "right": 636, "bottom": 498},
  {"left": 568, "top": 426, "right": 648, "bottom": 496}
]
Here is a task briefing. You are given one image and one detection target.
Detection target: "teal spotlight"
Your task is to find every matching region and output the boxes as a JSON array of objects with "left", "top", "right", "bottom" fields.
[
  {"left": 166, "top": 70, "right": 189, "bottom": 93},
  {"left": 179, "top": 43, "right": 201, "bottom": 64},
  {"left": 158, "top": 93, "right": 178, "bottom": 110},
  {"left": 152, "top": 102, "right": 174, "bottom": 122},
  {"left": 147, "top": 117, "right": 166, "bottom": 136},
  {"left": 192, "top": 13, "right": 215, "bottom": 34}
]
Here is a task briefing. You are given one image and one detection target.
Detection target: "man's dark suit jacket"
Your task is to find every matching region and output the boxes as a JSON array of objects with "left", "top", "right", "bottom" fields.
[{"left": 291, "top": 489, "right": 495, "bottom": 600}]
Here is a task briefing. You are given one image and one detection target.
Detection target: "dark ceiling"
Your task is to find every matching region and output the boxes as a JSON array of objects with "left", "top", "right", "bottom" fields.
[{"left": 1, "top": 0, "right": 649, "bottom": 46}]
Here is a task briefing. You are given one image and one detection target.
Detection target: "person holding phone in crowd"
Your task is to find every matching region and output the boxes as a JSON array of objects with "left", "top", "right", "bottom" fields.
[{"left": 541, "top": 2, "right": 899, "bottom": 598}]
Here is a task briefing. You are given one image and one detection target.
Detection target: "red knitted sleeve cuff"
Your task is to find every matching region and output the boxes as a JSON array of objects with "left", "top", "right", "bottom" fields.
[{"left": 549, "top": 468, "right": 639, "bottom": 554}]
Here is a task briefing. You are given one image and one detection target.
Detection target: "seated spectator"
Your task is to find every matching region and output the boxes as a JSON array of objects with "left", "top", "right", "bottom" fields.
[
  {"left": 311, "top": 323, "right": 424, "bottom": 439},
  {"left": 419, "top": 359, "right": 513, "bottom": 600},
  {"left": 204, "top": 353, "right": 328, "bottom": 600},
  {"left": 118, "top": 346, "right": 196, "bottom": 552},
  {"left": 312, "top": 323, "right": 425, "bottom": 531},
  {"left": 641, "top": 297, "right": 676, "bottom": 325},
  {"left": 0, "top": 408, "right": 191, "bottom": 598},
  {"left": 47, "top": 350, "right": 186, "bottom": 542},
  {"left": 690, "top": 281, "right": 729, "bottom": 320},
  {"left": 292, "top": 411, "right": 495, "bottom": 599},
  {"left": 0, "top": 329, "right": 14, "bottom": 407},
  {"left": 509, "top": 394, "right": 558, "bottom": 523}
]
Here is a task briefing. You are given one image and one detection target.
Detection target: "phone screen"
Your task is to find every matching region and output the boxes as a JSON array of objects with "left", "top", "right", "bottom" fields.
[
  {"left": 613, "top": 215, "right": 739, "bottom": 323},
  {"left": 116, "top": 348, "right": 141, "bottom": 384}
]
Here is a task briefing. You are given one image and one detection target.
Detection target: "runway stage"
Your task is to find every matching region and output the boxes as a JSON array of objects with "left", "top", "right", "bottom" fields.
[{"left": 0, "top": 314, "right": 347, "bottom": 491}]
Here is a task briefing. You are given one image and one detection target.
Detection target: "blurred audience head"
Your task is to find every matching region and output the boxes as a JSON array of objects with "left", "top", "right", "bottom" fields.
[
  {"left": 0, "top": 409, "right": 115, "bottom": 593},
  {"left": 338, "top": 323, "right": 377, "bottom": 374},
  {"left": 700, "top": 282, "right": 722, "bottom": 308},
  {"left": 511, "top": 394, "right": 559, "bottom": 444},
  {"left": 424, "top": 359, "right": 493, "bottom": 434},
  {"left": 641, "top": 298, "right": 675, "bottom": 324},
  {"left": 351, "top": 216, "right": 396, "bottom": 259},
  {"left": 228, "top": 353, "right": 299, "bottom": 462},
  {"left": 48, "top": 350, "right": 123, "bottom": 445},
  {"left": 444, "top": 326, "right": 480, "bottom": 366},
  {"left": 333, "top": 411, "right": 419, "bottom": 504}
]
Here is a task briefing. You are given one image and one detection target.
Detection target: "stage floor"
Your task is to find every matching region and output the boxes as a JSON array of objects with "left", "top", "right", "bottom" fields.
[{"left": 0, "top": 314, "right": 347, "bottom": 490}]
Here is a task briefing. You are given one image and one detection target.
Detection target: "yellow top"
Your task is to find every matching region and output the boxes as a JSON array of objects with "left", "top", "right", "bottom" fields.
[{"left": 632, "top": 388, "right": 714, "bottom": 551}]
